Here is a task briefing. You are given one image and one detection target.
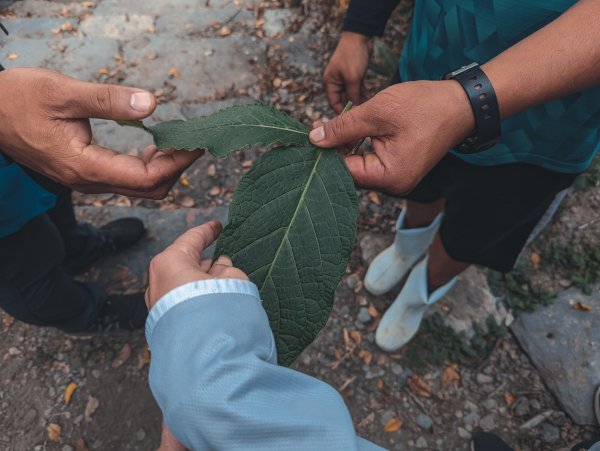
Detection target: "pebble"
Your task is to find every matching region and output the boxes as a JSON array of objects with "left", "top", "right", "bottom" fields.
[
  {"left": 541, "top": 423, "right": 560, "bottom": 443},
  {"left": 62, "top": 446, "right": 74, "bottom": 451},
  {"left": 357, "top": 308, "right": 372, "bottom": 324},
  {"left": 479, "top": 414, "right": 496, "bottom": 431},
  {"left": 48, "top": 387, "right": 56, "bottom": 398},
  {"left": 8, "top": 347, "right": 21, "bottom": 356},
  {"left": 481, "top": 398, "right": 497, "bottom": 411},
  {"left": 415, "top": 413, "right": 433, "bottom": 431},
  {"left": 92, "top": 369, "right": 101, "bottom": 379},
  {"left": 338, "top": 305, "right": 350, "bottom": 316},
  {"left": 457, "top": 427, "right": 471, "bottom": 439},
  {"left": 513, "top": 398, "right": 530, "bottom": 417},
  {"left": 463, "top": 411, "right": 480, "bottom": 426},
  {"left": 380, "top": 409, "right": 397, "bottom": 425},
  {"left": 464, "top": 400, "right": 479, "bottom": 412},
  {"left": 391, "top": 363, "right": 404, "bottom": 375},
  {"left": 136, "top": 428, "right": 146, "bottom": 441},
  {"left": 23, "top": 407, "right": 37, "bottom": 424},
  {"left": 476, "top": 373, "right": 493, "bottom": 384},
  {"left": 345, "top": 274, "right": 360, "bottom": 289},
  {"left": 365, "top": 366, "right": 385, "bottom": 380},
  {"left": 415, "top": 437, "right": 427, "bottom": 448}
]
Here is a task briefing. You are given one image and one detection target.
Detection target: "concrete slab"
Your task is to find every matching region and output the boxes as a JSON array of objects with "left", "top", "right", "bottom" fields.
[{"left": 511, "top": 285, "right": 600, "bottom": 425}]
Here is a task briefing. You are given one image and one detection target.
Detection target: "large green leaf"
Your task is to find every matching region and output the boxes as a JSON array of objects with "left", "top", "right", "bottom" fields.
[
  {"left": 119, "top": 103, "right": 309, "bottom": 157},
  {"left": 216, "top": 145, "right": 358, "bottom": 366}
]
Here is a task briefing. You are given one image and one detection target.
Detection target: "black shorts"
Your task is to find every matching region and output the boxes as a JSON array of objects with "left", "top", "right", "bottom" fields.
[{"left": 405, "top": 154, "right": 578, "bottom": 272}]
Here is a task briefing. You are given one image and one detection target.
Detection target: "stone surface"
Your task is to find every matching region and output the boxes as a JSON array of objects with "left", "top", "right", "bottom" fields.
[
  {"left": 541, "top": 422, "right": 560, "bottom": 444},
  {"left": 511, "top": 285, "right": 600, "bottom": 425},
  {"left": 428, "top": 266, "right": 508, "bottom": 338},
  {"left": 123, "top": 35, "right": 264, "bottom": 100},
  {"left": 415, "top": 414, "right": 433, "bottom": 431}
]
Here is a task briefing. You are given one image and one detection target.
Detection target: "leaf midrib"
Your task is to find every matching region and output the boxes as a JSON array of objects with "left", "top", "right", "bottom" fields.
[
  {"left": 154, "top": 122, "right": 309, "bottom": 136},
  {"left": 259, "top": 150, "right": 324, "bottom": 330}
]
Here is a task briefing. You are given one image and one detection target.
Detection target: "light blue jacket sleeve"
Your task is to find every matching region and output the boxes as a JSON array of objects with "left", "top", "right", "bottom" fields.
[{"left": 145, "top": 279, "right": 385, "bottom": 451}]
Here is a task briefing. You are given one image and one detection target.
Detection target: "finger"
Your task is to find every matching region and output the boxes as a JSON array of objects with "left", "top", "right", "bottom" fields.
[
  {"left": 344, "top": 153, "right": 389, "bottom": 190},
  {"left": 360, "top": 84, "right": 372, "bottom": 103},
  {"left": 324, "top": 81, "right": 346, "bottom": 114},
  {"left": 167, "top": 221, "right": 223, "bottom": 263},
  {"left": 141, "top": 144, "right": 158, "bottom": 163},
  {"left": 70, "top": 141, "right": 203, "bottom": 198},
  {"left": 346, "top": 80, "right": 363, "bottom": 107},
  {"left": 199, "top": 259, "right": 212, "bottom": 272},
  {"left": 309, "top": 104, "right": 376, "bottom": 149},
  {"left": 212, "top": 255, "right": 233, "bottom": 268},
  {"left": 59, "top": 77, "right": 157, "bottom": 120}
]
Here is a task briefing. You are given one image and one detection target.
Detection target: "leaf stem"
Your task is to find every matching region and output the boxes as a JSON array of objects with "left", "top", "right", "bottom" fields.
[{"left": 340, "top": 101, "right": 365, "bottom": 155}]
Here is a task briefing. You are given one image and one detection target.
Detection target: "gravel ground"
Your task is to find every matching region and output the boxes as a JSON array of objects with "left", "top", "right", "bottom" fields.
[{"left": 1, "top": 0, "right": 599, "bottom": 450}]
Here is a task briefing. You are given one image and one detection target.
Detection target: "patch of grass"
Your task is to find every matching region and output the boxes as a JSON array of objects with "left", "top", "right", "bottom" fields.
[
  {"left": 546, "top": 239, "right": 600, "bottom": 295},
  {"left": 573, "top": 156, "right": 600, "bottom": 191},
  {"left": 487, "top": 264, "right": 554, "bottom": 315},
  {"left": 405, "top": 313, "right": 506, "bottom": 373}
]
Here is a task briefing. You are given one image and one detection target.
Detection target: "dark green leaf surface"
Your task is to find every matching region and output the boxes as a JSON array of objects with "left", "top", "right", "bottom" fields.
[
  {"left": 145, "top": 104, "right": 309, "bottom": 157},
  {"left": 216, "top": 145, "right": 358, "bottom": 366}
]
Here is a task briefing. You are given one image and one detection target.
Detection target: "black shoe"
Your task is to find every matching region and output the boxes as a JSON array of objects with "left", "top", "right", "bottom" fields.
[
  {"left": 471, "top": 432, "right": 513, "bottom": 451},
  {"left": 63, "top": 218, "right": 146, "bottom": 271},
  {"left": 68, "top": 293, "right": 148, "bottom": 336}
]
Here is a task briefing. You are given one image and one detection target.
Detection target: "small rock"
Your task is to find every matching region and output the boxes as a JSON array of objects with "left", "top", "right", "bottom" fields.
[
  {"left": 380, "top": 409, "right": 396, "bottom": 425},
  {"left": 23, "top": 408, "right": 37, "bottom": 424},
  {"left": 8, "top": 347, "right": 21, "bottom": 356},
  {"left": 465, "top": 400, "right": 479, "bottom": 412},
  {"left": 359, "top": 233, "right": 390, "bottom": 264},
  {"left": 135, "top": 428, "right": 146, "bottom": 441},
  {"left": 357, "top": 308, "right": 372, "bottom": 324},
  {"left": 415, "top": 414, "right": 433, "bottom": 431},
  {"left": 345, "top": 273, "right": 360, "bottom": 289},
  {"left": 415, "top": 436, "right": 427, "bottom": 448},
  {"left": 513, "top": 398, "right": 530, "bottom": 417},
  {"left": 62, "top": 446, "right": 74, "bottom": 451},
  {"left": 457, "top": 427, "right": 471, "bottom": 439},
  {"left": 479, "top": 414, "right": 495, "bottom": 431},
  {"left": 476, "top": 373, "right": 493, "bottom": 384},
  {"left": 91, "top": 369, "right": 101, "bottom": 379},
  {"left": 49, "top": 387, "right": 56, "bottom": 398},
  {"left": 391, "top": 363, "right": 404, "bottom": 376},
  {"left": 481, "top": 399, "right": 497, "bottom": 411},
  {"left": 463, "top": 411, "right": 480, "bottom": 426},
  {"left": 338, "top": 305, "right": 350, "bottom": 316},
  {"left": 365, "top": 366, "right": 385, "bottom": 380},
  {"left": 541, "top": 423, "right": 560, "bottom": 444}
]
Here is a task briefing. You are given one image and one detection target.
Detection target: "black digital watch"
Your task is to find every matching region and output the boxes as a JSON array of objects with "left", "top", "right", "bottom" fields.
[{"left": 443, "top": 62, "right": 501, "bottom": 154}]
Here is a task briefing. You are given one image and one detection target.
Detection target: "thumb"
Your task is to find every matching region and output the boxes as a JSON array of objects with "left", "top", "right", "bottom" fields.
[
  {"left": 168, "top": 221, "right": 223, "bottom": 262},
  {"left": 309, "top": 105, "right": 374, "bottom": 149},
  {"left": 61, "top": 78, "right": 156, "bottom": 120}
]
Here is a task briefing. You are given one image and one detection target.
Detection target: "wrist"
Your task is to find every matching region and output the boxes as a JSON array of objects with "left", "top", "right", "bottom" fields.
[
  {"left": 340, "top": 31, "right": 373, "bottom": 49},
  {"left": 440, "top": 79, "right": 477, "bottom": 146}
]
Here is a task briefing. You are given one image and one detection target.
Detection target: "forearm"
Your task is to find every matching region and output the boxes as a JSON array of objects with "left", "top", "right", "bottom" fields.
[
  {"left": 147, "top": 280, "right": 383, "bottom": 451},
  {"left": 482, "top": 0, "right": 600, "bottom": 119},
  {"left": 343, "top": 0, "right": 400, "bottom": 37}
]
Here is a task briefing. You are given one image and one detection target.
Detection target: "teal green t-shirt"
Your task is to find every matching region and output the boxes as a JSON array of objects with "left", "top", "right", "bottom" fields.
[{"left": 399, "top": 0, "right": 600, "bottom": 173}]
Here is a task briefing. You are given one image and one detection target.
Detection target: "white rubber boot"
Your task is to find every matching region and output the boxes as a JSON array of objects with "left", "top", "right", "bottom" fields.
[
  {"left": 364, "top": 209, "right": 442, "bottom": 296},
  {"left": 375, "top": 257, "right": 456, "bottom": 352}
]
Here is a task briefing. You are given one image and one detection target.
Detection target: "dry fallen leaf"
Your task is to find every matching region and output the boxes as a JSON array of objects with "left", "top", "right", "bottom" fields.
[
  {"left": 179, "top": 175, "right": 192, "bottom": 188},
  {"left": 407, "top": 374, "right": 432, "bottom": 398},
  {"left": 367, "top": 304, "right": 379, "bottom": 318},
  {"left": 64, "top": 382, "right": 77, "bottom": 405},
  {"left": 74, "top": 437, "right": 89, "bottom": 451},
  {"left": 84, "top": 396, "right": 100, "bottom": 422},
  {"left": 218, "top": 26, "right": 232, "bottom": 37},
  {"left": 169, "top": 67, "right": 181, "bottom": 78},
  {"left": 82, "top": 2, "right": 94, "bottom": 8},
  {"left": 2, "top": 314, "right": 14, "bottom": 329},
  {"left": 504, "top": 393, "right": 516, "bottom": 407},
  {"left": 573, "top": 302, "right": 592, "bottom": 312},
  {"left": 441, "top": 366, "right": 460, "bottom": 386},
  {"left": 350, "top": 330, "right": 361, "bottom": 345},
  {"left": 47, "top": 423, "right": 62, "bottom": 442},
  {"left": 368, "top": 191, "right": 381, "bottom": 206},
  {"left": 384, "top": 417, "right": 403, "bottom": 432},
  {"left": 111, "top": 343, "right": 131, "bottom": 368},
  {"left": 97, "top": 68, "right": 109, "bottom": 75},
  {"left": 7, "top": 53, "right": 18, "bottom": 60},
  {"left": 358, "top": 349, "right": 372, "bottom": 365},
  {"left": 137, "top": 346, "right": 151, "bottom": 370},
  {"left": 530, "top": 252, "right": 541, "bottom": 269}
]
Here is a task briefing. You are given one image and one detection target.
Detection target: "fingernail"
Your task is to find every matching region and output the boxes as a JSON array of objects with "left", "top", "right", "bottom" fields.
[
  {"left": 309, "top": 127, "right": 325, "bottom": 142},
  {"left": 130, "top": 92, "right": 153, "bottom": 112}
]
